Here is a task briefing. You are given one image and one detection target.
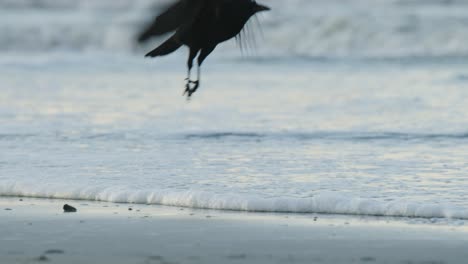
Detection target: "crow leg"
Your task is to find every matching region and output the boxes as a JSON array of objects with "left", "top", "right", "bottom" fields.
[
  {"left": 184, "top": 48, "right": 199, "bottom": 97},
  {"left": 185, "top": 46, "right": 216, "bottom": 97},
  {"left": 197, "top": 46, "right": 216, "bottom": 69},
  {"left": 186, "top": 64, "right": 201, "bottom": 96}
]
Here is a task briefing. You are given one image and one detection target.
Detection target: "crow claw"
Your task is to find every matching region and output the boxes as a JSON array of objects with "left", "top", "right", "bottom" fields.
[{"left": 183, "top": 79, "right": 200, "bottom": 98}]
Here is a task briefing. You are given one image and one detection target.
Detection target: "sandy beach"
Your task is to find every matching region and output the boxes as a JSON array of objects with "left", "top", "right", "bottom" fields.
[{"left": 1, "top": 197, "right": 467, "bottom": 264}]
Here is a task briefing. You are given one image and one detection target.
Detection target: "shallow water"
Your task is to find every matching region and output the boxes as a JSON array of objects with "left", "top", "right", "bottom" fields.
[{"left": 1, "top": 1, "right": 468, "bottom": 221}]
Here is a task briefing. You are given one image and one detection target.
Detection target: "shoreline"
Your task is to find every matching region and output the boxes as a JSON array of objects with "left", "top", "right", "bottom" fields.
[
  {"left": 2, "top": 197, "right": 467, "bottom": 264},
  {"left": 2, "top": 186, "right": 467, "bottom": 221},
  {"left": 0, "top": 195, "right": 467, "bottom": 226}
]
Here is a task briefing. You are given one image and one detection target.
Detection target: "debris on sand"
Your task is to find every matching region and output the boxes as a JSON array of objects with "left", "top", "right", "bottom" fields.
[
  {"left": 36, "top": 255, "right": 49, "bottom": 262},
  {"left": 63, "top": 204, "right": 77, "bottom": 213},
  {"left": 44, "top": 249, "right": 65, "bottom": 255}
]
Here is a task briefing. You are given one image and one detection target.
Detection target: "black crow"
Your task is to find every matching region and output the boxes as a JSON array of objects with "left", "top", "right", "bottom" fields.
[{"left": 138, "top": 0, "right": 270, "bottom": 98}]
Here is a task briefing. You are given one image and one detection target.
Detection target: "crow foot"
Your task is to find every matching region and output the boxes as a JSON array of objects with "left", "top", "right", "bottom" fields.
[{"left": 183, "top": 79, "right": 200, "bottom": 98}]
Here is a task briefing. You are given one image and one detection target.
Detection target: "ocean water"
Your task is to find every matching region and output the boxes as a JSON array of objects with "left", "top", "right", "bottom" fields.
[{"left": 1, "top": 0, "right": 468, "bottom": 221}]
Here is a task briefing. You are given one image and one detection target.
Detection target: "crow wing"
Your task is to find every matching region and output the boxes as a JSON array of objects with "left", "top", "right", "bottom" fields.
[{"left": 137, "top": 0, "right": 208, "bottom": 43}]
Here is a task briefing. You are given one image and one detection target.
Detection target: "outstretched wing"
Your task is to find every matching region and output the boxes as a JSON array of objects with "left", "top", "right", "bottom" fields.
[{"left": 137, "top": 0, "right": 207, "bottom": 43}]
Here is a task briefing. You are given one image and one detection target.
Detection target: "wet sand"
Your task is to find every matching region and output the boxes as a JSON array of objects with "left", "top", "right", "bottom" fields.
[{"left": 1, "top": 197, "right": 467, "bottom": 264}]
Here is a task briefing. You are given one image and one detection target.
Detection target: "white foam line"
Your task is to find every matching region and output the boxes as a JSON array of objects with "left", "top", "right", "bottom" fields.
[{"left": 1, "top": 182, "right": 467, "bottom": 220}]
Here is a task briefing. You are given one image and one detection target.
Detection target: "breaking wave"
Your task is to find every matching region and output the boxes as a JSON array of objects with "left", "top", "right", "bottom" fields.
[
  {"left": 1, "top": 182, "right": 467, "bottom": 220},
  {"left": 2, "top": 0, "right": 468, "bottom": 59}
]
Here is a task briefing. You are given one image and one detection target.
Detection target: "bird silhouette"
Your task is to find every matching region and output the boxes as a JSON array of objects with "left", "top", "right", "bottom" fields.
[{"left": 138, "top": 0, "right": 270, "bottom": 98}]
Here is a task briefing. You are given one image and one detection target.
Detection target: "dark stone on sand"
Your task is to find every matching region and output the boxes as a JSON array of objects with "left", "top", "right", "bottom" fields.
[
  {"left": 63, "top": 204, "right": 77, "bottom": 213},
  {"left": 44, "top": 249, "right": 64, "bottom": 255},
  {"left": 128, "top": 208, "right": 133, "bottom": 211},
  {"left": 360, "top": 256, "right": 377, "bottom": 262},
  {"left": 37, "top": 255, "right": 49, "bottom": 262},
  {"left": 5, "top": 208, "right": 12, "bottom": 211},
  {"left": 19, "top": 199, "right": 23, "bottom": 201}
]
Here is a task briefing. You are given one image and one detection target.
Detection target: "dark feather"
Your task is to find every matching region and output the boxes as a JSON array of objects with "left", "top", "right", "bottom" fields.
[
  {"left": 145, "top": 36, "right": 182, "bottom": 57},
  {"left": 138, "top": 0, "right": 206, "bottom": 43}
]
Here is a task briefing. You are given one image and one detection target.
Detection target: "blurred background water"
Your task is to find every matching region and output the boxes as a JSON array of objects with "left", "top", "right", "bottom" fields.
[
  {"left": 1, "top": 0, "right": 468, "bottom": 220},
  {"left": 2, "top": 0, "right": 468, "bottom": 58}
]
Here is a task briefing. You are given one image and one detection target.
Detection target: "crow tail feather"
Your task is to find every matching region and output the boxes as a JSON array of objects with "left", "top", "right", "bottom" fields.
[{"left": 145, "top": 36, "right": 182, "bottom": 57}]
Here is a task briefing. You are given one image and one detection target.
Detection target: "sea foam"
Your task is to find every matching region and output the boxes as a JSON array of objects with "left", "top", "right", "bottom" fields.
[{"left": 1, "top": 182, "right": 467, "bottom": 220}]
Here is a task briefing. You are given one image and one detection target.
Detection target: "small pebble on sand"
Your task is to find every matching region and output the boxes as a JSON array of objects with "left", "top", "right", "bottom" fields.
[{"left": 63, "top": 204, "right": 77, "bottom": 213}]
